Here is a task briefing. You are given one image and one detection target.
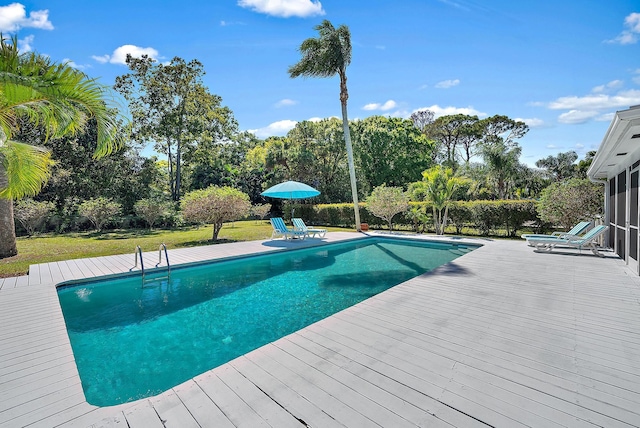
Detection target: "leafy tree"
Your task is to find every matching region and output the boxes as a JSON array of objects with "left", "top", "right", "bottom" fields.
[
  {"left": 537, "top": 178, "right": 603, "bottom": 229},
  {"left": 410, "top": 166, "right": 467, "bottom": 235},
  {"left": 536, "top": 151, "right": 578, "bottom": 181},
  {"left": 78, "top": 197, "right": 121, "bottom": 231},
  {"left": 181, "top": 186, "right": 250, "bottom": 240},
  {"left": 289, "top": 20, "right": 362, "bottom": 229},
  {"left": 134, "top": 198, "right": 170, "bottom": 229},
  {"left": 576, "top": 151, "right": 596, "bottom": 178},
  {"left": 251, "top": 203, "right": 271, "bottom": 220},
  {"left": 0, "top": 35, "right": 124, "bottom": 258},
  {"left": 365, "top": 184, "right": 409, "bottom": 230},
  {"left": 351, "top": 116, "right": 433, "bottom": 193},
  {"left": 115, "top": 55, "right": 237, "bottom": 202},
  {"left": 13, "top": 199, "right": 54, "bottom": 236},
  {"left": 427, "top": 114, "right": 480, "bottom": 167}
]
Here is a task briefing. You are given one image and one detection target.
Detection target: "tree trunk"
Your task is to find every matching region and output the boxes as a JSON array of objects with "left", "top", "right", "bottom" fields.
[
  {"left": 0, "top": 198, "right": 17, "bottom": 258},
  {"left": 0, "top": 165, "right": 18, "bottom": 258},
  {"left": 339, "top": 72, "right": 360, "bottom": 231}
]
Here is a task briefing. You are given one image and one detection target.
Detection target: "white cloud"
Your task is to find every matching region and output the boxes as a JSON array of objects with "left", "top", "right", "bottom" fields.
[
  {"left": 548, "top": 89, "right": 640, "bottom": 110},
  {"left": 575, "top": 143, "right": 585, "bottom": 149},
  {"left": 596, "top": 112, "right": 616, "bottom": 122},
  {"left": 238, "top": 0, "right": 325, "bottom": 18},
  {"left": 0, "top": 3, "right": 53, "bottom": 32},
  {"left": 557, "top": 110, "right": 599, "bottom": 124},
  {"left": 275, "top": 99, "right": 297, "bottom": 108},
  {"left": 435, "top": 79, "right": 460, "bottom": 89},
  {"left": 363, "top": 100, "right": 397, "bottom": 111},
  {"left": 17, "top": 34, "right": 34, "bottom": 52},
  {"left": 62, "top": 58, "right": 89, "bottom": 70},
  {"left": 91, "top": 54, "right": 110, "bottom": 64},
  {"left": 248, "top": 119, "right": 298, "bottom": 138},
  {"left": 606, "top": 12, "right": 640, "bottom": 45},
  {"left": 93, "top": 45, "right": 160, "bottom": 65},
  {"left": 592, "top": 79, "right": 623, "bottom": 93},
  {"left": 413, "top": 104, "right": 486, "bottom": 118},
  {"left": 546, "top": 144, "right": 557, "bottom": 149},
  {"left": 514, "top": 117, "right": 544, "bottom": 128}
]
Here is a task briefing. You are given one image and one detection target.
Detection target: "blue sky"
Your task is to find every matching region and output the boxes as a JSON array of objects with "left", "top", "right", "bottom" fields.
[{"left": 2, "top": 0, "right": 640, "bottom": 166}]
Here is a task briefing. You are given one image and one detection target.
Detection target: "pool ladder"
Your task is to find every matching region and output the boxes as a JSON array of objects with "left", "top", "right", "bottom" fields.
[{"left": 131, "top": 244, "right": 171, "bottom": 286}]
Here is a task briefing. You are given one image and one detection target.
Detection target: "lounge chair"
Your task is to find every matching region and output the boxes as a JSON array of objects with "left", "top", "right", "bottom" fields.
[
  {"left": 521, "top": 221, "right": 591, "bottom": 246},
  {"left": 293, "top": 218, "right": 327, "bottom": 238},
  {"left": 528, "top": 225, "right": 608, "bottom": 256},
  {"left": 269, "top": 217, "right": 306, "bottom": 240}
]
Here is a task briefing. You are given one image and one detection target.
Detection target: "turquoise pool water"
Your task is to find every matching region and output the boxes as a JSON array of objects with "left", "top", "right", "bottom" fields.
[{"left": 57, "top": 237, "right": 475, "bottom": 406}]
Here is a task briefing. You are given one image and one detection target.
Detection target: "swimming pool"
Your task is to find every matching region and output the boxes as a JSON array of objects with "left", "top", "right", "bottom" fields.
[{"left": 57, "top": 237, "right": 476, "bottom": 406}]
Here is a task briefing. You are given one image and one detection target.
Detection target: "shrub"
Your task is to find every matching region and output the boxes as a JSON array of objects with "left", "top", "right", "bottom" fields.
[
  {"left": 78, "top": 197, "right": 121, "bottom": 232},
  {"left": 537, "top": 178, "right": 603, "bottom": 229},
  {"left": 365, "top": 185, "right": 409, "bottom": 230},
  {"left": 134, "top": 198, "right": 171, "bottom": 230},
  {"left": 13, "top": 199, "right": 54, "bottom": 236},
  {"left": 251, "top": 203, "right": 271, "bottom": 221},
  {"left": 181, "top": 186, "right": 251, "bottom": 240}
]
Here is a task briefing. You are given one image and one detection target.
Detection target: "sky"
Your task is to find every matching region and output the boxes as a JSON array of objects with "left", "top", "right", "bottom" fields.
[{"left": 1, "top": 0, "right": 640, "bottom": 166}]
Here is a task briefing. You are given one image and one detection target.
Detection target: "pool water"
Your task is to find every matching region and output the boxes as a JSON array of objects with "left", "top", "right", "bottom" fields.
[{"left": 57, "top": 237, "right": 475, "bottom": 406}]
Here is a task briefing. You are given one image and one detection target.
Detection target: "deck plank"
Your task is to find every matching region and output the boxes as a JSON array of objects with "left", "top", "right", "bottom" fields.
[{"left": 1, "top": 233, "right": 640, "bottom": 428}]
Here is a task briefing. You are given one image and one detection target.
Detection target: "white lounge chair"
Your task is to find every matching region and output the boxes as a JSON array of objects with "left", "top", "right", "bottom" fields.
[
  {"left": 521, "top": 221, "right": 591, "bottom": 246},
  {"left": 528, "top": 225, "right": 608, "bottom": 256},
  {"left": 293, "top": 218, "right": 327, "bottom": 238},
  {"left": 269, "top": 217, "right": 306, "bottom": 240}
]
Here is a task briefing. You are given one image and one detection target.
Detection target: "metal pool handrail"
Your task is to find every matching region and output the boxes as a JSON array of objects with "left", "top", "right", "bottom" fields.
[
  {"left": 131, "top": 245, "right": 145, "bottom": 274},
  {"left": 156, "top": 243, "right": 170, "bottom": 272}
]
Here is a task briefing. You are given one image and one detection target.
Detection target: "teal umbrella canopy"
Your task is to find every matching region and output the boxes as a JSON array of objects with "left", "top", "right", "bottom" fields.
[{"left": 261, "top": 181, "right": 320, "bottom": 200}]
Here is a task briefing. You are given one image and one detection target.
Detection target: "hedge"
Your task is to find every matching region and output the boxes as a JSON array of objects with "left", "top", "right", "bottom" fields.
[{"left": 285, "top": 199, "right": 543, "bottom": 237}]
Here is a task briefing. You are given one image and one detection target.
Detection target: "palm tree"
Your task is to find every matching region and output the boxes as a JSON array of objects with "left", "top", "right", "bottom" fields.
[
  {"left": 416, "top": 166, "right": 466, "bottom": 235},
  {"left": 288, "top": 20, "right": 361, "bottom": 230},
  {"left": 0, "top": 35, "right": 123, "bottom": 258}
]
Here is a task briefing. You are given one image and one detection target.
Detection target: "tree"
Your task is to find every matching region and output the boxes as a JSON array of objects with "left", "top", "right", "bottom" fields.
[
  {"left": 410, "top": 109, "right": 435, "bottom": 133},
  {"left": 115, "top": 55, "right": 237, "bottom": 202},
  {"left": 535, "top": 151, "right": 578, "bottom": 181},
  {"left": 13, "top": 199, "right": 54, "bottom": 236},
  {"left": 351, "top": 116, "right": 433, "bottom": 193},
  {"left": 427, "top": 114, "right": 480, "bottom": 167},
  {"left": 181, "top": 186, "right": 250, "bottom": 240},
  {"left": 537, "top": 178, "right": 603, "bottom": 229},
  {"left": 0, "top": 35, "right": 124, "bottom": 259},
  {"left": 250, "top": 203, "right": 271, "bottom": 221},
  {"left": 365, "top": 185, "right": 409, "bottom": 230},
  {"left": 78, "top": 197, "right": 121, "bottom": 231},
  {"left": 410, "top": 166, "right": 466, "bottom": 235},
  {"left": 289, "top": 20, "right": 361, "bottom": 230},
  {"left": 134, "top": 198, "right": 170, "bottom": 229}
]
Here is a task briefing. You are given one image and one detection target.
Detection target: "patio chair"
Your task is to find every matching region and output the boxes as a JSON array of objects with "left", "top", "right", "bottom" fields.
[
  {"left": 293, "top": 218, "right": 327, "bottom": 238},
  {"left": 269, "top": 217, "right": 307, "bottom": 240},
  {"left": 528, "top": 225, "right": 608, "bottom": 256},
  {"left": 521, "top": 221, "right": 591, "bottom": 246}
]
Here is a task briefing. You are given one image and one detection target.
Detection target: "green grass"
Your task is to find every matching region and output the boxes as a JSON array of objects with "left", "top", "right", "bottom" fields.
[{"left": 0, "top": 221, "right": 349, "bottom": 278}]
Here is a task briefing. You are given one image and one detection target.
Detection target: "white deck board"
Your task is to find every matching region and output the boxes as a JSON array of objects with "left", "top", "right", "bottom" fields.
[{"left": 1, "top": 232, "right": 640, "bottom": 427}]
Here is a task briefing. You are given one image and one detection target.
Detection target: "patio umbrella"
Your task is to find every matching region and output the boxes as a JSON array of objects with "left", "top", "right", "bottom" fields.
[{"left": 261, "top": 180, "right": 320, "bottom": 218}]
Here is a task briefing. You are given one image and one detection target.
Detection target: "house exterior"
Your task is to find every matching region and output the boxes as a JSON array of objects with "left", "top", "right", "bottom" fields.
[{"left": 587, "top": 105, "right": 640, "bottom": 274}]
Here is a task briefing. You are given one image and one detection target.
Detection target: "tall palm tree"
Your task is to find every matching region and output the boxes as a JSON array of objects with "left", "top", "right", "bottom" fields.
[
  {"left": 0, "top": 35, "right": 123, "bottom": 258},
  {"left": 288, "top": 20, "right": 361, "bottom": 230}
]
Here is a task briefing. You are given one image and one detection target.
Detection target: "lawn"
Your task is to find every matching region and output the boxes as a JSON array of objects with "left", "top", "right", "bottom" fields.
[{"left": 0, "top": 221, "right": 347, "bottom": 278}]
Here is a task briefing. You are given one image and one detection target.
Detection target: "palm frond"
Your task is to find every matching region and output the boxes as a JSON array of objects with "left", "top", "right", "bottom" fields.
[{"left": 0, "top": 140, "right": 54, "bottom": 199}]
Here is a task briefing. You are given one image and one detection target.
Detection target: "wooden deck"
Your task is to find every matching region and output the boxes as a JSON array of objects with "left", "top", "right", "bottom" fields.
[{"left": 1, "top": 232, "right": 639, "bottom": 427}]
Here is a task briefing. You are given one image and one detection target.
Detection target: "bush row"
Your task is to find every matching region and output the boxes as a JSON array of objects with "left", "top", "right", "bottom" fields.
[{"left": 286, "top": 200, "right": 546, "bottom": 237}]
